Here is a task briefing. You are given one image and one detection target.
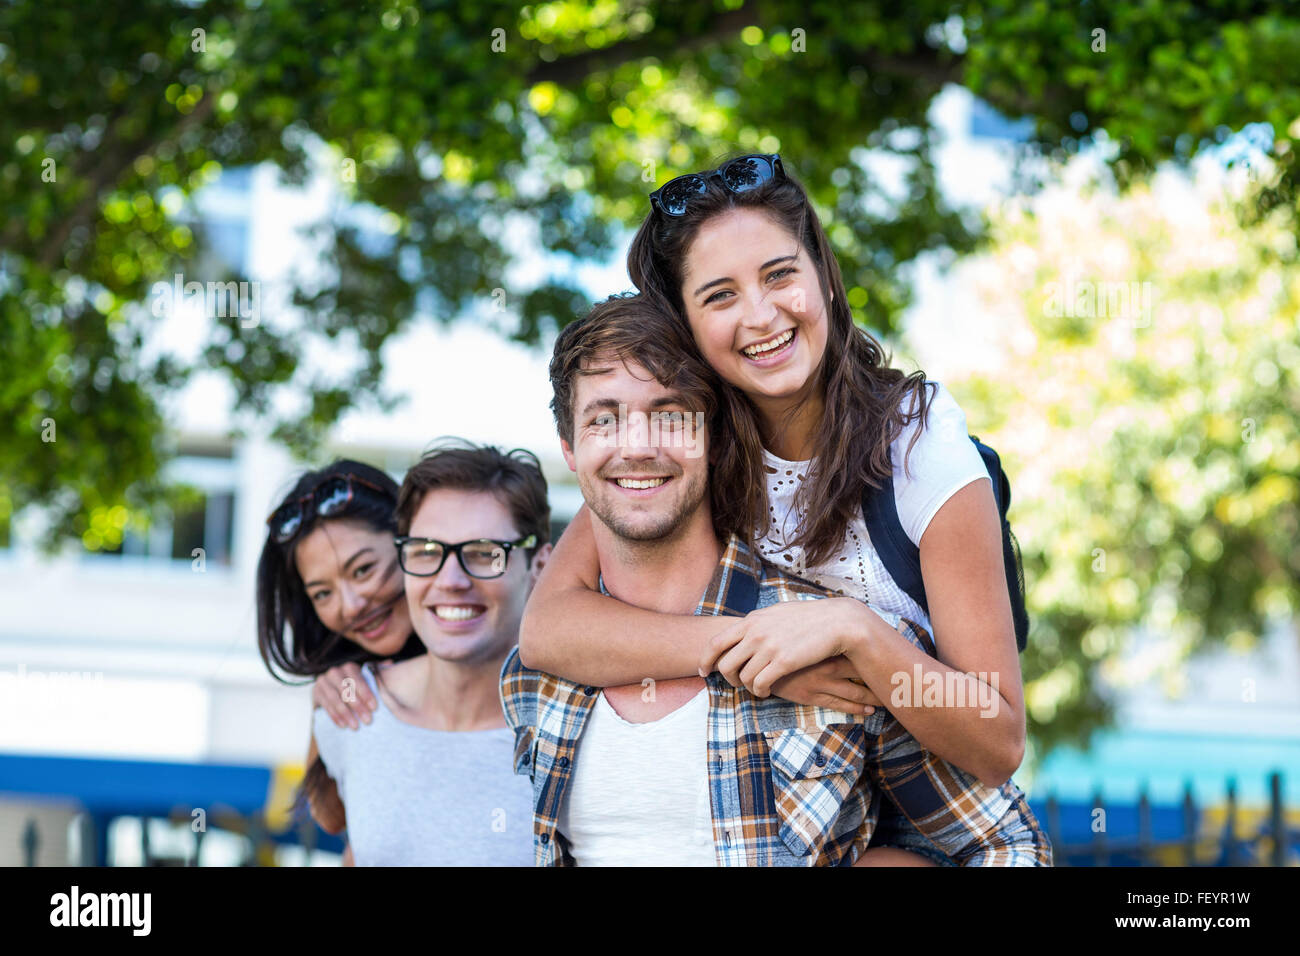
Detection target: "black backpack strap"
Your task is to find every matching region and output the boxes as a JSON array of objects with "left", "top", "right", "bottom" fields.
[
  {"left": 971, "top": 437, "right": 1030, "bottom": 651},
  {"left": 860, "top": 447, "right": 929, "bottom": 616},
  {"left": 863, "top": 436, "right": 1030, "bottom": 652},
  {"left": 970, "top": 436, "right": 1010, "bottom": 513}
]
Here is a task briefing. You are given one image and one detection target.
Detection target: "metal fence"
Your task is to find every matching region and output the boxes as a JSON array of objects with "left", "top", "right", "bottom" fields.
[
  {"left": 7, "top": 754, "right": 1295, "bottom": 865},
  {"left": 1038, "top": 772, "right": 1295, "bottom": 866}
]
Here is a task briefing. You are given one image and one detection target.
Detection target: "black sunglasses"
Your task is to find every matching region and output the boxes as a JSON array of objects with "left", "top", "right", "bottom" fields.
[
  {"left": 266, "top": 474, "right": 391, "bottom": 544},
  {"left": 649, "top": 154, "right": 785, "bottom": 217},
  {"left": 394, "top": 535, "right": 538, "bottom": 580}
]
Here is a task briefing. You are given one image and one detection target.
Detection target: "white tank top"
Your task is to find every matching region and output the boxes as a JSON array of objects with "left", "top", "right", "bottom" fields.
[{"left": 557, "top": 687, "right": 717, "bottom": 866}]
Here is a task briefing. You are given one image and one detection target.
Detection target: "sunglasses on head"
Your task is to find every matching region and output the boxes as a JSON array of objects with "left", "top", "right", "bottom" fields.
[
  {"left": 648, "top": 153, "right": 785, "bottom": 217},
  {"left": 267, "top": 473, "right": 391, "bottom": 544}
]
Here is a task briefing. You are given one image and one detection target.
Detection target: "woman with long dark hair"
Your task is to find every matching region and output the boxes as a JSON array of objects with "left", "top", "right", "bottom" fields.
[
  {"left": 520, "top": 153, "right": 1049, "bottom": 865},
  {"left": 256, "top": 459, "right": 424, "bottom": 843}
]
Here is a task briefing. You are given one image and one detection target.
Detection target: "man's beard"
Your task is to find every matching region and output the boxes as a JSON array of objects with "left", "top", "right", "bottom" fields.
[{"left": 581, "top": 467, "right": 708, "bottom": 543}]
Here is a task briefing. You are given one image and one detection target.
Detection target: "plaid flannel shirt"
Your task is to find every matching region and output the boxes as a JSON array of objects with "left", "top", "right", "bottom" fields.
[{"left": 500, "top": 534, "right": 1051, "bottom": 867}]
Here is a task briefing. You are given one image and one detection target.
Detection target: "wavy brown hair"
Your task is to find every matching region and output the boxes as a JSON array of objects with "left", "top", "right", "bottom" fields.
[{"left": 627, "top": 154, "right": 935, "bottom": 566}]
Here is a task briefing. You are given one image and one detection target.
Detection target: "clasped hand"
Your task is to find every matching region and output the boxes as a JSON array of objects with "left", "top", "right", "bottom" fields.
[{"left": 698, "top": 597, "right": 888, "bottom": 715}]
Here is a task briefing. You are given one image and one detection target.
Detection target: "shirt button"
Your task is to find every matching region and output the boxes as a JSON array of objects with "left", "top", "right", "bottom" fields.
[
  {"left": 521, "top": 753, "right": 530, "bottom": 766},
  {"left": 558, "top": 756, "right": 570, "bottom": 768},
  {"left": 540, "top": 833, "right": 550, "bottom": 845},
  {"left": 583, "top": 686, "right": 596, "bottom": 695},
  {"left": 814, "top": 754, "right": 827, "bottom": 767},
  {"left": 712, "top": 759, "right": 722, "bottom": 772}
]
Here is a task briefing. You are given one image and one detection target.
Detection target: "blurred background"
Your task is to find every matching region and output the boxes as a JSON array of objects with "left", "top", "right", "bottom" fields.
[{"left": 0, "top": 1, "right": 1296, "bottom": 866}]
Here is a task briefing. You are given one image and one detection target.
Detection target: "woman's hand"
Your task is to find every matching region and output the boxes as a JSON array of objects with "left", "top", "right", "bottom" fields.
[
  {"left": 313, "top": 661, "right": 378, "bottom": 729},
  {"left": 700, "top": 597, "right": 885, "bottom": 700},
  {"left": 768, "top": 655, "right": 883, "bottom": 715}
]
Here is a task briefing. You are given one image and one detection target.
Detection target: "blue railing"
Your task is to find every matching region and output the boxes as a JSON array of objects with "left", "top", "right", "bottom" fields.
[
  {"left": 1029, "top": 772, "right": 1295, "bottom": 866},
  {"left": 3, "top": 753, "right": 1294, "bottom": 865},
  {"left": 0, "top": 752, "right": 342, "bottom": 865}
]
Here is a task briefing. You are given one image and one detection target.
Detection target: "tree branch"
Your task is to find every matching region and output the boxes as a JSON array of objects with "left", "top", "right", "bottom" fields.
[
  {"left": 526, "top": 6, "right": 966, "bottom": 99},
  {"left": 36, "top": 92, "right": 217, "bottom": 271},
  {"left": 525, "top": 5, "right": 761, "bottom": 86}
]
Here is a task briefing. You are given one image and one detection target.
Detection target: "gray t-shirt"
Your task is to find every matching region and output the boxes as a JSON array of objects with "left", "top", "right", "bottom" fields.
[{"left": 313, "top": 665, "right": 534, "bottom": 866}]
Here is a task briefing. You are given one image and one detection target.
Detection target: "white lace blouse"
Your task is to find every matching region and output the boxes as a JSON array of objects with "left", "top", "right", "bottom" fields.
[{"left": 753, "top": 380, "right": 989, "bottom": 653}]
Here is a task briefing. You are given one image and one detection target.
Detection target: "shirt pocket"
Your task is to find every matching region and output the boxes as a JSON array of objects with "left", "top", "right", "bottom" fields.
[
  {"left": 512, "top": 726, "right": 538, "bottom": 781},
  {"left": 763, "top": 725, "right": 866, "bottom": 860}
]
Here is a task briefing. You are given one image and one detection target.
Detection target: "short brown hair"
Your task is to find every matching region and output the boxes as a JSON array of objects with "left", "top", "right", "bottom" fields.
[
  {"left": 549, "top": 292, "right": 720, "bottom": 447},
  {"left": 396, "top": 438, "right": 550, "bottom": 563}
]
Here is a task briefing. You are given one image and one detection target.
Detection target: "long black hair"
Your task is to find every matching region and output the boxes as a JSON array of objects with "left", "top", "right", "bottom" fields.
[
  {"left": 254, "top": 458, "right": 424, "bottom": 827},
  {"left": 256, "top": 458, "right": 423, "bottom": 683}
]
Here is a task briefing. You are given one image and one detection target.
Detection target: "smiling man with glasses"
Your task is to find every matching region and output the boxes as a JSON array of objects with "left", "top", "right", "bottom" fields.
[{"left": 310, "top": 438, "right": 552, "bottom": 865}]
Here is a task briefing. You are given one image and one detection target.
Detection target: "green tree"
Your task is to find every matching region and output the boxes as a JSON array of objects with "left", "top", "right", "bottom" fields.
[
  {"left": 3, "top": 0, "right": 1299, "bottom": 559},
  {"left": 952, "top": 164, "right": 1299, "bottom": 755}
]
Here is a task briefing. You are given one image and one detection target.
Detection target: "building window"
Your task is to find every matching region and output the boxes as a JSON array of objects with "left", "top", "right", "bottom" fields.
[
  {"left": 170, "top": 489, "right": 234, "bottom": 565},
  {"left": 85, "top": 449, "right": 237, "bottom": 567}
]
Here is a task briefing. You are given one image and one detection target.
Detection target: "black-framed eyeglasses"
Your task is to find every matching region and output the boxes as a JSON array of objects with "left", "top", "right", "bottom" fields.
[
  {"left": 393, "top": 534, "right": 538, "bottom": 579},
  {"left": 649, "top": 154, "right": 785, "bottom": 217},
  {"left": 266, "top": 474, "right": 392, "bottom": 544}
]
